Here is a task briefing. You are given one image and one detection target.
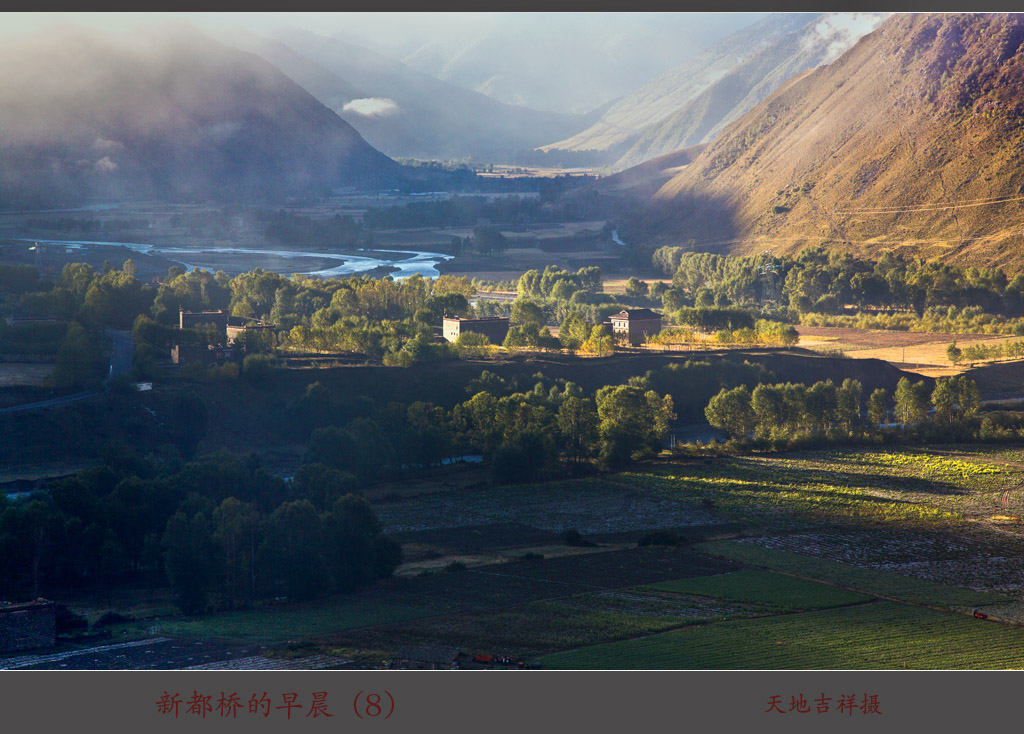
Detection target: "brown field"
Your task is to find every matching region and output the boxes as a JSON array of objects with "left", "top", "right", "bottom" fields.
[
  {"left": 602, "top": 277, "right": 672, "bottom": 295},
  {"left": 795, "top": 326, "right": 1018, "bottom": 378}
]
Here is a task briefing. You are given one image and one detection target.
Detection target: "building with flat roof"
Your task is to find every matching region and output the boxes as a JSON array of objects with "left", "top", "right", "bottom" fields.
[
  {"left": 442, "top": 316, "right": 510, "bottom": 345},
  {"left": 179, "top": 309, "right": 228, "bottom": 332}
]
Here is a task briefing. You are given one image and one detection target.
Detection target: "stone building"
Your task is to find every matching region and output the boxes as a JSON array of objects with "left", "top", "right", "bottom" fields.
[
  {"left": 442, "top": 316, "right": 510, "bottom": 345},
  {"left": 608, "top": 308, "right": 662, "bottom": 345},
  {"left": 179, "top": 309, "right": 228, "bottom": 333}
]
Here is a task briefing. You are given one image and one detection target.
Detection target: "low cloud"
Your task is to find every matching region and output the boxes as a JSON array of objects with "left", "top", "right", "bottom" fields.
[
  {"left": 803, "top": 13, "right": 890, "bottom": 64},
  {"left": 341, "top": 98, "right": 400, "bottom": 118},
  {"left": 93, "top": 156, "right": 118, "bottom": 173}
]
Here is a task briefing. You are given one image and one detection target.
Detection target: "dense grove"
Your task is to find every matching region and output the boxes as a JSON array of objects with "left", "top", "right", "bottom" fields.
[
  {"left": 650, "top": 245, "right": 1024, "bottom": 334},
  {"left": 705, "top": 375, "right": 985, "bottom": 447},
  {"left": 0, "top": 446, "right": 400, "bottom": 614}
]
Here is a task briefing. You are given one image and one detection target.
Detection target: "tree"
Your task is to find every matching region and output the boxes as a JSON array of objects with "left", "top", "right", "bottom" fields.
[
  {"left": 947, "top": 341, "right": 963, "bottom": 365},
  {"left": 51, "top": 322, "right": 99, "bottom": 389},
  {"left": 163, "top": 511, "right": 216, "bottom": 614},
  {"left": 803, "top": 380, "right": 838, "bottom": 433},
  {"left": 510, "top": 298, "right": 544, "bottom": 327},
  {"left": 212, "top": 499, "right": 260, "bottom": 608},
  {"left": 581, "top": 324, "right": 613, "bottom": 356},
  {"left": 595, "top": 385, "right": 675, "bottom": 468},
  {"left": 259, "top": 500, "right": 327, "bottom": 600},
  {"left": 894, "top": 377, "right": 930, "bottom": 425},
  {"left": 932, "top": 376, "right": 980, "bottom": 423},
  {"left": 704, "top": 386, "right": 755, "bottom": 439},
  {"left": 837, "top": 378, "right": 863, "bottom": 429},
  {"left": 868, "top": 388, "right": 890, "bottom": 426},
  {"left": 625, "top": 277, "right": 649, "bottom": 298},
  {"left": 559, "top": 311, "right": 591, "bottom": 352},
  {"left": 750, "top": 384, "right": 786, "bottom": 438},
  {"left": 557, "top": 396, "right": 599, "bottom": 462},
  {"left": 473, "top": 226, "right": 507, "bottom": 256}
]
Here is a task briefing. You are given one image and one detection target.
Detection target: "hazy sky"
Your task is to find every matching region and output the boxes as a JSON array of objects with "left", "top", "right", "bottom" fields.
[{"left": 1, "top": 12, "right": 768, "bottom": 44}]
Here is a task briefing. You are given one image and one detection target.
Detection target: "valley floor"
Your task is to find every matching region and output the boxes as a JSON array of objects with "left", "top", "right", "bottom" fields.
[{"left": 14, "top": 443, "right": 1024, "bottom": 670}]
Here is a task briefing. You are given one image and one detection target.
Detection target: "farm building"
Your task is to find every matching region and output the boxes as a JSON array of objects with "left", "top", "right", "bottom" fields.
[
  {"left": 0, "top": 599, "right": 56, "bottom": 653},
  {"left": 608, "top": 308, "right": 662, "bottom": 345},
  {"left": 442, "top": 316, "right": 510, "bottom": 345},
  {"left": 393, "top": 645, "right": 461, "bottom": 670},
  {"left": 171, "top": 343, "right": 235, "bottom": 365},
  {"left": 179, "top": 308, "right": 228, "bottom": 333}
]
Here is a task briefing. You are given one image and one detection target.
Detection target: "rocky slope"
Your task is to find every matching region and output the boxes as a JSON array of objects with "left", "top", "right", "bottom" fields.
[{"left": 624, "top": 13, "right": 1024, "bottom": 270}]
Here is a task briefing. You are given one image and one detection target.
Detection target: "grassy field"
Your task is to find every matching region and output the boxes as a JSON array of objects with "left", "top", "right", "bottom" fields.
[
  {"left": 642, "top": 570, "right": 870, "bottom": 611},
  {"left": 145, "top": 598, "right": 433, "bottom": 643},
  {"left": 696, "top": 541, "right": 1011, "bottom": 609},
  {"left": 540, "top": 601, "right": 1024, "bottom": 669},
  {"left": 624, "top": 446, "right": 1024, "bottom": 529}
]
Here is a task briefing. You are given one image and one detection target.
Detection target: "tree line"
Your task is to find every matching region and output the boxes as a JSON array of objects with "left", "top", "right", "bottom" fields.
[
  {"left": 0, "top": 446, "right": 399, "bottom": 614},
  {"left": 705, "top": 375, "right": 981, "bottom": 444}
]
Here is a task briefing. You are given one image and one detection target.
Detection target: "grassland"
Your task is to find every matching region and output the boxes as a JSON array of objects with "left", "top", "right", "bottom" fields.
[
  {"left": 695, "top": 542, "right": 1010, "bottom": 609},
  {"left": 541, "top": 601, "right": 1024, "bottom": 669},
  {"left": 43, "top": 443, "right": 1024, "bottom": 668},
  {"left": 642, "top": 570, "right": 870, "bottom": 610},
  {"left": 139, "top": 598, "right": 434, "bottom": 643}
]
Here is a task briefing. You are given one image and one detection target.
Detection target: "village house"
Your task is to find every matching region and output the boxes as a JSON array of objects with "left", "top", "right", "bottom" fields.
[
  {"left": 442, "top": 316, "right": 510, "bottom": 345},
  {"left": 179, "top": 308, "right": 229, "bottom": 334},
  {"left": 608, "top": 308, "right": 662, "bottom": 345}
]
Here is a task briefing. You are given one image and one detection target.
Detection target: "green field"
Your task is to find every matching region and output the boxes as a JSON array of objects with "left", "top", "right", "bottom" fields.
[
  {"left": 620, "top": 446, "right": 1024, "bottom": 529},
  {"left": 540, "top": 601, "right": 1024, "bottom": 669},
  {"left": 697, "top": 540, "right": 1011, "bottom": 610},
  {"left": 150, "top": 598, "right": 433, "bottom": 642},
  {"left": 643, "top": 570, "right": 870, "bottom": 610}
]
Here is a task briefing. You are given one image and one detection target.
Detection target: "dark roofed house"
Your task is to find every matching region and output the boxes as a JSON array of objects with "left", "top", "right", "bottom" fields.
[
  {"left": 608, "top": 308, "right": 662, "bottom": 345},
  {"left": 0, "top": 599, "right": 56, "bottom": 653},
  {"left": 394, "top": 645, "right": 461, "bottom": 670}
]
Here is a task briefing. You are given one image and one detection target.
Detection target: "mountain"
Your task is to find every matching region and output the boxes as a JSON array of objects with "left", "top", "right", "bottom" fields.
[
  {"left": 545, "top": 13, "right": 887, "bottom": 170},
  {"left": 0, "top": 23, "right": 403, "bottom": 208},
  {"left": 612, "top": 13, "right": 889, "bottom": 169},
  {"left": 625, "top": 13, "right": 1024, "bottom": 269},
  {"left": 391, "top": 13, "right": 768, "bottom": 115},
  {"left": 243, "top": 27, "right": 593, "bottom": 162}
]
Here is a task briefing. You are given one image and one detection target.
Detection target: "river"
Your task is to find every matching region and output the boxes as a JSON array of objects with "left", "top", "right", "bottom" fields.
[{"left": 13, "top": 238, "right": 452, "bottom": 279}]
